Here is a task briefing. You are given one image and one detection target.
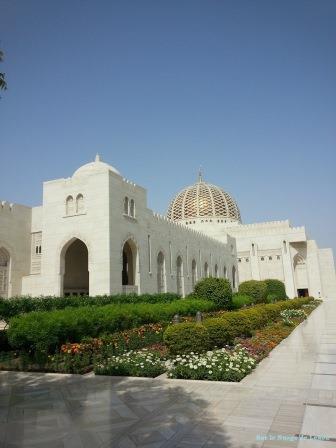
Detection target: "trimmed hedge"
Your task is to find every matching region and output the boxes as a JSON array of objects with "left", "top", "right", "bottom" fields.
[
  {"left": 164, "top": 297, "right": 313, "bottom": 354},
  {"left": 238, "top": 280, "right": 268, "bottom": 303},
  {"left": 231, "top": 294, "right": 252, "bottom": 310},
  {"left": 194, "top": 277, "right": 232, "bottom": 309},
  {"left": 7, "top": 298, "right": 218, "bottom": 353},
  {"left": 0, "top": 293, "right": 181, "bottom": 323},
  {"left": 163, "top": 323, "right": 210, "bottom": 355},
  {"left": 264, "top": 279, "right": 287, "bottom": 301}
]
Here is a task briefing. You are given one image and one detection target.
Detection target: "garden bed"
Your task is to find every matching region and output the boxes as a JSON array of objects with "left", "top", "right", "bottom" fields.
[{"left": 0, "top": 299, "right": 321, "bottom": 381}]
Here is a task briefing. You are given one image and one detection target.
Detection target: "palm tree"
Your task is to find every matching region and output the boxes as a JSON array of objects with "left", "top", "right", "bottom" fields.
[{"left": 0, "top": 50, "right": 7, "bottom": 91}]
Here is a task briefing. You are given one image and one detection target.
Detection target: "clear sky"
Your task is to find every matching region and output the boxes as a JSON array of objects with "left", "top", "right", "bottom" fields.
[{"left": 1, "top": 0, "right": 335, "bottom": 254}]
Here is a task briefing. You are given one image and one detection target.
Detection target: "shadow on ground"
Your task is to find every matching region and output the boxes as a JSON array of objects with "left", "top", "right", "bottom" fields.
[{"left": 0, "top": 371, "right": 260, "bottom": 448}]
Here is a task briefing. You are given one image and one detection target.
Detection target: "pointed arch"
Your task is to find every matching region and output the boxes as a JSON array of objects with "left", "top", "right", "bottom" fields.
[
  {"left": 204, "top": 261, "right": 209, "bottom": 278},
  {"left": 176, "top": 255, "right": 184, "bottom": 296},
  {"left": 0, "top": 248, "right": 10, "bottom": 298},
  {"left": 76, "top": 194, "right": 84, "bottom": 213},
  {"left": 157, "top": 251, "right": 166, "bottom": 293},
  {"left": 191, "top": 259, "right": 197, "bottom": 289},
  {"left": 66, "top": 195, "right": 74, "bottom": 215},
  {"left": 122, "top": 238, "right": 139, "bottom": 294},
  {"left": 60, "top": 238, "right": 89, "bottom": 296}
]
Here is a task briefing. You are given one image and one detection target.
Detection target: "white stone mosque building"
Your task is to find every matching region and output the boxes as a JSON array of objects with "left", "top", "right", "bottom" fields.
[{"left": 0, "top": 155, "right": 335, "bottom": 299}]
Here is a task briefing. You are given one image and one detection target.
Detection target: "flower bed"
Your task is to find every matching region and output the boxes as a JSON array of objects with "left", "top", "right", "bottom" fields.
[
  {"left": 166, "top": 346, "right": 256, "bottom": 381},
  {"left": 94, "top": 349, "right": 166, "bottom": 377}
]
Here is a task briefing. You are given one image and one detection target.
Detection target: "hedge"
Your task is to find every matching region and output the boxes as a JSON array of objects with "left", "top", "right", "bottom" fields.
[
  {"left": 264, "top": 279, "right": 287, "bottom": 301},
  {"left": 0, "top": 293, "right": 181, "bottom": 323},
  {"left": 194, "top": 277, "right": 232, "bottom": 309},
  {"left": 231, "top": 294, "right": 252, "bottom": 310},
  {"left": 7, "top": 298, "right": 218, "bottom": 353},
  {"left": 164, "top": 297, "right": 313, "bottom": 354},
  {"left": 238, "top": 280, "right": 268, "bottom": 303}
]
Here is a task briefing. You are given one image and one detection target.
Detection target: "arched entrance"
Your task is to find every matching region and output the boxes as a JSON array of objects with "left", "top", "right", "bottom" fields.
[
  {"left": 157, "top": 251, "right": 166, "bottom": 293},
  {"left": 176, "top": 256, "right": 184, "bottom": 296},
  {"left": 0, "top": 248, "right": 10, "bottom": 298},
  {"left": 62, "top": 239, "right": 89, "bottom": 296},
  {"left": 122, "top": 239, "right": 139, "bottom": 294},
  {"left": 294, "top": 253, "right": 309, "bottom": 297}
]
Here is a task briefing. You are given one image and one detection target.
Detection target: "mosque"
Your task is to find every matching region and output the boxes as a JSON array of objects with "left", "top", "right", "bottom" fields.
[{"left": 0, "top": 155, "right": 335, "bottom": 299}]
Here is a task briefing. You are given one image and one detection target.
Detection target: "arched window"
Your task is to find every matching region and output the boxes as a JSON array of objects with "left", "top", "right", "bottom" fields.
[
  {"left": 124, "top": 197, "right": 129, "bottom": 215},
  {"left": 224, "top": 265, "right": 227, "bottom": 279},
  {"left": 130, "top": 199, "right": 135, "bottom": 217},
  {"left": 191, "top": 259, "right": 197, "bottom": 289},
  {"left": 76, "top": 194, "right": 84, "bottom": 213},
  {"left": 66, "top": 196, "right": 74, "bottom": 215},
  {"left": 0, "top": 248, "right": 10, "bottom": 298},
  {"left": 157, "top": 251, "right": 166, "bottom": 293},
  {"left": 176, "top": 256, "right": 183, "bottom": 296},
  {"left": 204, "top": 262, "right": 209, "bottom": 278},
  {"left": 232, "top": 265, "right": 236, "bottom": 289},
  {"left": 214, "top": 264, "right": 218, "bottom": 278}
]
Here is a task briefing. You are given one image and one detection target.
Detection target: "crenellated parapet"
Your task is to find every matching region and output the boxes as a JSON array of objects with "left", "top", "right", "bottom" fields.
[
  {"left": 151, "top": 211, "right": 228, "bottom": 246},
  {"left": 0, "top": 200, "right": 15, "bottom": 211}
]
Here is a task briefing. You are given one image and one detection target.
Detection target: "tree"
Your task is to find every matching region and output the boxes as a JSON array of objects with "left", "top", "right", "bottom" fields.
[{"left": 0, "top": 50, "right": 7, "bottom": 91}]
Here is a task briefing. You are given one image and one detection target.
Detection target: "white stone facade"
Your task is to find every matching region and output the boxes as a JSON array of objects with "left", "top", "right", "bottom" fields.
[
  {"left": 0, "top": 156, "right": 335, "bottom": 299},
  {"left": 0, "top": 157, "right": 237, "bottom": 298}
]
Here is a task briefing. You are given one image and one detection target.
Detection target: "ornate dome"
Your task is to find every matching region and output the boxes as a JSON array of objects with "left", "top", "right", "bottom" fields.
[
  {"left": 167, "top": 174, "right": 241, "bottom": 223},
  {"left": 73, "top": 154, "right": 121, "bottom": 177}
]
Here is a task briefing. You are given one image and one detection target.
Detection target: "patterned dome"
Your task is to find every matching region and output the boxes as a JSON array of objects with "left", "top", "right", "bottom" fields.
[{"left": 167, "top": 176, "right": 241, "bottom": 223}]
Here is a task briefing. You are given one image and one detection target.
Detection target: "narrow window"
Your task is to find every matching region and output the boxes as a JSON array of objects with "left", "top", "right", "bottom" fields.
[
  {"left": 147, "top": 235, "right": 151, "bottom": 273},
  {"left": 169, "top": 241, "right": 172, "bottom": 274},
  {"left": 130, "top": 199, "right": 135, "bottom": 217},
  {"left": 124, "top": 197, "right": 129, "bottom": 215},
  {"left": 76, "top": 194, "right": 84, "bottom": 213},
  {"left": 66, "top": 195, "right": 74, "bottom": 215}
]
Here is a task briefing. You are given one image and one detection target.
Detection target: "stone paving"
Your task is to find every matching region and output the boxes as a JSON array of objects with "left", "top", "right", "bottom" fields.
[{"left": 0, "top": 299, "right": 335, "bottom": 448}]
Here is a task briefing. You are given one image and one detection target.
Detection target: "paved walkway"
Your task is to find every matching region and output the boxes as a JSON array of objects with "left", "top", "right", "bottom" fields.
[{"left": 0, "top": 299, "right": 335, "bottom": 448}]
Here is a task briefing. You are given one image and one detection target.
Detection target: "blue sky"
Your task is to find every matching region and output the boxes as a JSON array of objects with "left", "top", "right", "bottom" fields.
[{"left": 1, "top": 0, "right": 335, "bottom": 254}]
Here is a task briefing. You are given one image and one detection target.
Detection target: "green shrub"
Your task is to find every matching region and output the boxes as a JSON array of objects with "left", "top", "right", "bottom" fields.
[
  {"left": 264, "top": 279, "right": 287, "bottom": 301},
  {"left": 231, "top": 294, "right": 252, "bottom": 309},
  {"left": 7, "top": 298, "right": 218, "bottom": 354},
  {"left": 0, "top": 330, "right": 10, "bottom": 351},
  {"left": 194, "top": 277, "right": 232, "bottom": 309},
  {"left": 0, "top": 293, "right": 181, "bottom": 323},
  {"left": 164, "top": 297, "right": 312, "bottom": 354},
  {"left": 164, "top": 323, "right": 211, "bottom": 354},
  {"left": 238, "top": 280, "right": 268, "bottom": 303}
]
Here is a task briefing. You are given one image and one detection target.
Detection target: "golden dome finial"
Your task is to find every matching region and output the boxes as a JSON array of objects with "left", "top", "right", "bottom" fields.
[{"left": 198, "top": 166, "right": 203, "bottom": 183}]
